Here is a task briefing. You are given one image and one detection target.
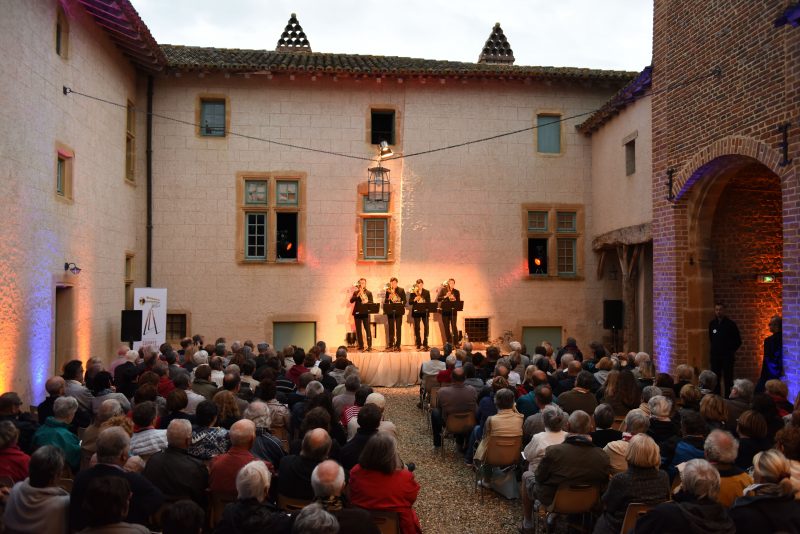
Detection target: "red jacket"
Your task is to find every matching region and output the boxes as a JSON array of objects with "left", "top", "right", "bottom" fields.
[
  {"left": 286, "top": 365, "right": 309, "bottom": 386},
  {"left": 349, "top": 465, "right": 421, "bottom": 534},
  {"left": 209, "top": 447, "right": 260, "bottom": 495},
  {"left": 0, "top": 445, "right": 30, "bottom": 483},
  {"left": 157, "top": 375, "right": 175, "bottom": 398}
]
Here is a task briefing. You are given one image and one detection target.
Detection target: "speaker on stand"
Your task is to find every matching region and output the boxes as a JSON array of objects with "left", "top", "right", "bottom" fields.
[{"left": 121, "top": 310, "right": 143, "bottom": 348}]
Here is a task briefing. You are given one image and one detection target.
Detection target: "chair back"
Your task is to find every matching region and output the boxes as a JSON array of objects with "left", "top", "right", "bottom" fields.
[
  {"left": 277, "top": 494, "right": 313, "bottom": 512},
  {"left": 445, "top": 411, "right": 476, "bottom": 434},
  {"left": 370, "top": 510, "right": 401, "bottom": 534},
  {"left": 209, "top": 491, "right": 237, "bottom": 527},
  {"left": 620, "top": 503, "right": 654, "bottom": 534},
  {"left": 271, "top": 424, "right": 290, "bottom": 452},
  {"left": 484, "top": 434, "right": 523, "bottom": 466},
  {"left": 549, "top": 483, "right": 600, "bottom": 514},
  {"left": 422, "top": 374, "right": 438, "bottom": 393},
  {"left": 58, "top": 478, "right": 73, "bottom": 492},
  {"left": 611, "top": 416, "right": 625, "bottom": 431},
  {"left": 429, "top": 387, "right": 442, "bottom": 409}
]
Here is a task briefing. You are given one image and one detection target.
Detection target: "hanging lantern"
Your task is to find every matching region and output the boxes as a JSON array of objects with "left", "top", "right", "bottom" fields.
[{"left": 367, "top": 165, "right": 390, "bottom": 202}]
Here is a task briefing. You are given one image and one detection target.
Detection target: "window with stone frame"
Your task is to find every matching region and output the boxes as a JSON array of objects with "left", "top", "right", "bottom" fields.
[
  {"left": 524, "top": 205, "right": 583, "bottom": 278},
  {"left": 358, "top": 193, "right": 392, "bottom": 262}
]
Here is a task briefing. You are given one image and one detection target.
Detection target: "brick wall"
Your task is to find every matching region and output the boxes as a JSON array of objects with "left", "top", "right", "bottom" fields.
[{"left": 652, "top": 0, "right": 800, "bottom": 393}]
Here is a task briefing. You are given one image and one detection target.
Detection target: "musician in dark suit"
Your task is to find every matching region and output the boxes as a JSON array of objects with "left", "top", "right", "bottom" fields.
[
  {"left": 349, "top": 278, "right": 373, "bottom": 351},
  {"left": 437, "top": 278, "right": 461, "bottom": 346},
  {"left": 408, "top": 278, "right": 431, "bottom": 351},
  {"left": 384, "top": 277, "right": 406, "bottom": 351}
]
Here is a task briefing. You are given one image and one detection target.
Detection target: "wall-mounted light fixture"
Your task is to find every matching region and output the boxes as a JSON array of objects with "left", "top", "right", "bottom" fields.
[{"left": 64, "top": 262, "right": 81, "bottom": 275}]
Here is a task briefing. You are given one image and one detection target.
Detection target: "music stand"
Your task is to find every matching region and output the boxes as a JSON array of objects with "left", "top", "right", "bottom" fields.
[
  {"left": 383, "top": 302, "right": 406, "bottom": 317},
  {"left": 354, "top": 302, "right": 379, "bottom": 316},
  {"left": 439, "top": 300, "right": 464, "bottom": 314},
  {"left": 413, "top": 302, "right": 439, "bottom": 315}
]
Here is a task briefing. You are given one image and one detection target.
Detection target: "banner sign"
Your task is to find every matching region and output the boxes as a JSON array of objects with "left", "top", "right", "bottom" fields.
[{"left": 132, "top": 288, "right": 167, "bottom": 351}]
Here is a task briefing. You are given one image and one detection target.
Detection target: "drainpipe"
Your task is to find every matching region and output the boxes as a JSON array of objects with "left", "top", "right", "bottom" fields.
[{"left": 146, "top": 75, "right": 154, "bottom": 287}]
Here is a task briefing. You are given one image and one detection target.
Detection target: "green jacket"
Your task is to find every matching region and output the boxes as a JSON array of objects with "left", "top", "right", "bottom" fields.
[{"left": 32, "top": 417, "right": 81, "bottom": 472}]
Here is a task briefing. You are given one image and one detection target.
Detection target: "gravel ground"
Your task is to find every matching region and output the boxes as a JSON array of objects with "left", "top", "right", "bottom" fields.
[{"left": 378, "top": 387, "right": 523, "bottom": 534}]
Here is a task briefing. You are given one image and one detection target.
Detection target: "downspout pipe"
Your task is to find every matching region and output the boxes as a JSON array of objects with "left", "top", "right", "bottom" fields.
[{"left": 146, "top": 75, "right": 153, "bottom": 287}]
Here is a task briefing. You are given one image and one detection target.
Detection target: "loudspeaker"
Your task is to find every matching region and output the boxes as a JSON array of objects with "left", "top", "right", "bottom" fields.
[
  {"left": 603, "top": 300, "right": 623, "bottom": 330},
  {"left": 121, "top": 310, "right": 143, "bottom": 342}
]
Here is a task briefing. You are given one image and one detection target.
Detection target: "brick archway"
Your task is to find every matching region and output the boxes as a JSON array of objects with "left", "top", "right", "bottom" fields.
[{"left": 678, "top": 140, "right": 785, "bottom": 387}]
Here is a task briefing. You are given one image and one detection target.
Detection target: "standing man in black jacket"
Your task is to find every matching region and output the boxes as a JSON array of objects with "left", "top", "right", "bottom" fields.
[
  {"left": 709, "top": 303, "right": 741, "bottom": 398},
  {"left": 349, "top": 278, "right": 373, "bottom": 351},
  {"left": 757, "top": 315, "right": 783, "bottom": 393},
  {"left": 409, "top": 279, "right": 431, "bottom": 351},
  {"left": 437, "top": 278, "right": 461, "bottom": 347},
  {"left": 384, "top": 277, "right": 406, "bottom": 351}
]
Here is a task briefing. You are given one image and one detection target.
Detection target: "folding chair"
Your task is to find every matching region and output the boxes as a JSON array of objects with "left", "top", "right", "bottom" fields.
[
  {"left": 534, "top": 483, "right": 601, "bottom": 534},
  {"left": 277, "top": 494, "right": 313, "bottom": 512},
  {"left": 425, "top": 386, "right": 441, "bottom": 432},
  {"left": 474, "top": 434, "right": 523, "bottom": 501},
  {"left": 270, "top": 424, "right": 291, "bottom": 453},
  {"left": 370, "top": 510, "right": 401, "bottom": 534},
  {"left": 208, "top": 491, "right": 237, "bottom": 528},
  {"left": 620, "top": 502, "right": 654, "bottom": 534},
  {"left": 440, "top": 411, "right": 476, "bottom": 458}
]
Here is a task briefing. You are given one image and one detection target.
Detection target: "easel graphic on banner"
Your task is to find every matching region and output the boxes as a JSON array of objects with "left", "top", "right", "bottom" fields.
[{"left": 139, "top": 296, "right": 161, "bottom": 335}]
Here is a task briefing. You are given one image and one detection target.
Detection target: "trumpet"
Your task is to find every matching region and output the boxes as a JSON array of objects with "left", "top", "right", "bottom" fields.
[
  {"left": 354, "top": 281, "right": 368, "bottom": 303},
  {"left": 411, "top": 284, "right": 424, "bottom": 303},
  {"left": 441, "top": 280, "right": 455, "bottom": 301},
  {"left": 385, "top": 283, "right": 401, "bottom": 303}
]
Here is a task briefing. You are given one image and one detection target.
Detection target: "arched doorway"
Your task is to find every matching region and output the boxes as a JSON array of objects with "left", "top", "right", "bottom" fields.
[{"left": 683, "top": 155, "right": 782, "bottom": 383}]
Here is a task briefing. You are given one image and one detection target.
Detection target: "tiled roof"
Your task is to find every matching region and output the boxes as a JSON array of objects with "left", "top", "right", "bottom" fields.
[
  {"left": 577, "top": 66, "right": 652, "bottom": 135},
  {"left": 77, "top": 0, "right": 166, "bottom": 72},
  {"left": 276, "top": 13, "right": 311, "bottom": 52},
  {"left": 161, "top": 44, "right": 636, "bottom": 83},
  {"left": 479, "top": 23, "right": 515, "bottom": 65}
]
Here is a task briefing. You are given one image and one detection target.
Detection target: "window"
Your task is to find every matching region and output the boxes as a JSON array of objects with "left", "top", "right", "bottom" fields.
[
  {"left": 464, "top": 318, "right": 490, "bottom": 342},
  {"left": 199, "top": 98, "right": 227, "bottom": 137},
  {"left": 625, "top": 138, "right": 636, "bottom": 175},
  {"left": 237, "top": 173, "right": 304, "bottom": 263},
  {"left": 363, "top": 219, "right": 388, "bottom": 260},
  {"left": 524, "top": 206, "right": 582, "bottom": 278},
  {"left": 126, "top": 101, "right": 135, "bottom": 182},
  {"left": 370, "top": 109, "right": 395, "bottom": 145},
  {"left": 56, "top": 6, "right": 69, "bottom": 58},
  {"left": 124, "top": 254, "right": 134, "bottom": 310},
  {"left": 55, "top": 145, "right": 73, "bottom": 200},
  {"left": 537, "top": 114, "right": 561, "bottom": 154},
  {"left": 166, "top": 313, "right": 187, "bottom": 341}
]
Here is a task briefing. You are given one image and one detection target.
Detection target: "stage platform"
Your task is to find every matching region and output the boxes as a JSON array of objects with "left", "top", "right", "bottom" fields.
[{"left": 346, "top": 347, "right": 427, "bottom": 387}]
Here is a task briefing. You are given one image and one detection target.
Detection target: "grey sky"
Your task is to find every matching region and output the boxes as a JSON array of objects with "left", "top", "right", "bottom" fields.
[{"left": 130, "top": 0, "right": 652, "bottom": 71}]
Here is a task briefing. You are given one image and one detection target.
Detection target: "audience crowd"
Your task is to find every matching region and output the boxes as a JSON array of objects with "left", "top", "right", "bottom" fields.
[{"left": 0, "top": 334, "right": 799, "bottom": 533}]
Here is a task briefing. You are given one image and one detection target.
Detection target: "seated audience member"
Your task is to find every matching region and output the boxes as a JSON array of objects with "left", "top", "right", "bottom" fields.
[
  {"left": 349, "top": 392, "right": 398, "bottom": 440},
  {"left": 32, "top": 396, "right": 80, "bottom": 473},
  {"left": 158, "top": 389, "right": 193, "bottom": 429},
  {"left": 734, "top": 410, "right": 770, "bottom": 469},
  {"left": 172, "top": 373, "right": 204, "bottom": 415},
  {"left": 114, "top": 350, "right": 140, "bottom": 400},
  {"left": 153, "top": 363, "right": 176, "bottom": 399},
  {"left": 318, "top": 359, "right": 338, "bottom": 392},
  {"left": 419, "top": 348, "right": 446, "bottom": 380},
  {"left": 349, "top": 433, "right": 421, "bottom": 534},
  {"left": 680, "top": 384, "right": 703, "bottom": 417},
  {"left": 633, "top": 458, "right": 734, "bottom": 533},
  {"left": 704, "top": 429, "right": 752, "bottom": 507},
  {"left": 81, "top": 399, "right": 123, "bottom": 468},
  {"left": 729, "top": 449, "right": 800, "bottom": 531},
  {"left": 436, "top": 354, "right": 457, "bottom": 384},
  {"left": 520, "top": 405, "right": 567, "bottom": 532},
  {"left": 332, "top": 375, "right": 361, "bottom": 418},
  {"left": 765, "top": 379, "right": 794, "bottom": 417},
  {"left": 593, "top": 357, "right": 613, "bottom": 387},
  {"left": 554, "top": 360, "right": 581, "bottom": 396},
  {"left": 673, "top": 364, "right": 695, "bottom": 397},
  {"left": 142, "top": 419, "right": 208, "bottom": 506},
  {"left": 188, "top": 400, "right": 230, "bottom": 460},
  {"left": 210, "top": 419, "right": 260, "bottom": 495},
  {"left": 2, "top": 445, "right": 68, "bottom": 534},
  {"left": 78, "top": 476, "right": 150, "bottom": 534},
  {"left": 341, "top": 404, "right": 382, "bottom": 472},
  {"left": 212, "top": 390, "right": 242, "bottom": 430},
  {"left": 725, "top": 378, "right": 754, "bottom": 430},
  {"left": 161, "top": 500, "right": 205, "bottom": 534},
  {"left": 286, "top": 350, "right": 310, "bottom": 387},
  {"left": 604, "top": 408, "right": 651, "bottom": 475},
  {"left": 590, "top": 403, "right": 623, "bottom": 448},
  {"left": 431, "top": 368, "right": 477, "bottom": 449},
  {"left": 342, "top": 386, "right": 372, "bottom": 427},
  {"left": 558, "top": 371, "right": 599, "bottom": 415},
  {"left": 594, "top": 434, "right": 671, "bottom": 534},
  {"left": 0, "top": 421, "right": 29, "bottom": 483},
  {"left": 69, "top": 427, "right": 164, "bottom": 531},
  {"left": 129, "top": 401, "right": 168, "bottom": 458},
  {"left": 669, "top": 411, "right": 709, "bottom": 477},
  {"left": 311, "top": 460, "right": 380, "bottom": 534},
  {"left": 646, "top": 395, "right": 680, "bottom": 465},
  {"left": 331, "top": 365, "right": 360, "bottom": 397},
  {"left": 0, "top": 392, "right": 38, "bottom": 454},
  {"left": 700, "top": 394, "right": 729, "bottom": 431},
  {"left": 209, "top": 355, "right": 226, "bottom": 387},
  {"left": 221, "top": 372, "right": 250, "bottom": 414},
  {"left": 278, "top": 427, "right": 331, "bottom": 500},
  {"left": 216, "top": 460, "right": 292, "bottom": 534},
  {"left": 293, "top": 503, "right": 339, "bottom": 534},
  {"left": 190, "top": 364, "right": 218, "bottom": 401},
  {"left": 37, "top": 377, "right": 65, "bottom": 424},
  {"left": 752, "top": 393, "right": 785, "bottom": 443},
  {"left": 256, "top": 378, "right": 291, "bottom": 431},
  {"left": 602, "top": 370, "right": 640, "bottom": 416},
  {"left": 472, "top": 388, "right": 523, "bottom": 465},
  {"left": 89, "top": 371, "right": 131, "bottom": 414},
  {"left": 522, "top": 385, "right": 554, "bottom": 443},
  {"left": 244, "top": 401, "right": 285, "bottom": 467},
  {"left": 774, "top": 425, "right": 800, "bottom": 498},
  {"left": 462, "top": 362, "right": 485, "bottom": 393},
  {"left": 516, "top": 371, "right": 549, "bottom": 418},
  {"left": 534, "top": 410, "right": 610, "bottom": 506},
  {"left": 698, "top": 370, "right": 718, "bottom": 396},
  {"left": 290, "top": 407, "right": 342, "bottom": 461},
  {"left": 639, "top": 385, "right": 661, "bottom": 417},
  {"left": 62, "top": 360, "right": 94, "bottom": 412}
]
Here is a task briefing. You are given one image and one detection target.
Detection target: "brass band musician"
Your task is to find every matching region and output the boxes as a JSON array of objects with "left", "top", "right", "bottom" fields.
[
  {"left": 383, "top": 277, "right": 406, "bottom": 351},
  {"left": 408, "top": 278, "right": 431, "bottom": 350},
  {"left": 437, "top": 278, "right": 461, "bottom": 346},
  {"left": 349, "top": 278, "right": 373, "bottom": 351}
]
